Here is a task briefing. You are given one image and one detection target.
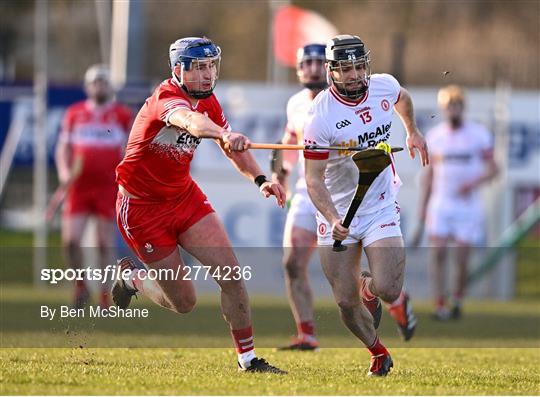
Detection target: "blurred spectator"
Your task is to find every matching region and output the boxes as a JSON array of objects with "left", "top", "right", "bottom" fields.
[
  {"left": 415, "top": 85, "right": 499, "bottom": 320},
  {"left": 55, "top": 65, "right": 132, "bottom": 308}
]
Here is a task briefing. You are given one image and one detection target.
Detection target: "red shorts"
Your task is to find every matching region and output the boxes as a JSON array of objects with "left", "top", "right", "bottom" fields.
[
  {"left": 116, "top": 183, "right": 214, "bottom": 263},
  {"left": 63, "top": 185, "right": 117, "bottom": 219}
]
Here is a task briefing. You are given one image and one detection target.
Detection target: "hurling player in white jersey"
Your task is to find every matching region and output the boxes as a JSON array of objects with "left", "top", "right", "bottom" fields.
[
  {"left": 272, "top": 44, "right": 326, "bottom": 350},
  {"left": 303, "top": 35, "right": 429, "bottom": 376},
  {"left": 415, "top": 85, "right": 498, "bottom": 321}
]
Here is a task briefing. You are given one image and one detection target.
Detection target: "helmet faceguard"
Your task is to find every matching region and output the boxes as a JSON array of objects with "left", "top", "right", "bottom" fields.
[
  {"left": 169, "top": 37, "right": 221, "bottom": 99},
  {"left": 296, "top": 43, "right": 327, "bottom": 91},
  {"left": 325, "top": 35, "right": 371, "bottom": 101}
]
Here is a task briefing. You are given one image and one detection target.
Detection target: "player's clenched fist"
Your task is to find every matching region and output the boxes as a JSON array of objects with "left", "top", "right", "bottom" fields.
[
  {"left": 222, "top": 132, "right": 250, "bottom": 152},
  {"left": 331, "top": 219, "right": 349, "bottom": 241}
]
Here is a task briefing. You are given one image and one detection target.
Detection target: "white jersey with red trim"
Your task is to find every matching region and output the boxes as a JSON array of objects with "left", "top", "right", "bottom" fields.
[
  {"left": 285, "top": 88, "right": 314, "bottom": 195},
  {"left": 303, "top": 73, "right": 403, "bottom": 216},
  {"left": 426, "top": 120, "right": 493, "bottom": 214}
]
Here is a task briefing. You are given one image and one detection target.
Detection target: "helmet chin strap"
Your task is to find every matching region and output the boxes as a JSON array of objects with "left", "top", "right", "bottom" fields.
[
  {"left": 172, "top": 69, "right": 214, "bottom": 99},
  {"left": 172, "top": 70, "right": 182, "bottom": 86},
  {"left": 330, "top": 75, "right": 368, "bottom": 101}
]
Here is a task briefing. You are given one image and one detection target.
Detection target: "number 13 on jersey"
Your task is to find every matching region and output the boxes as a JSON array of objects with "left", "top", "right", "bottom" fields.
[{"left": 359, "top": 110, "right": 372, "bottom": 124}]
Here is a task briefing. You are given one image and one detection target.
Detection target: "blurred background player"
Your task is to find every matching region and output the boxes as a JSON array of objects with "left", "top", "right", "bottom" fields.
[
  {"left": 111, "top": 37, "right": 286, "bottom": 373},
  {"left": 272, "top": 43, "right": 327, "bottom": 350},
  {"left": 304, "top": 35, "right": 428, "bottom": 376},
  {"left": 55, "top": 65, "right": 132, "bottom": 308},
  {"left": 415, "top": 85, "right": 499, "bottom": 320}
]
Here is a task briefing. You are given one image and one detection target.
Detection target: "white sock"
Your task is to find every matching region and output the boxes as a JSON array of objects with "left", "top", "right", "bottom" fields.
[
  {"left": 300, "top": 334, "right": 318, "bottom": 344},
  {"left": 238, "top": 349, "right": 256, "bottom": 369}
]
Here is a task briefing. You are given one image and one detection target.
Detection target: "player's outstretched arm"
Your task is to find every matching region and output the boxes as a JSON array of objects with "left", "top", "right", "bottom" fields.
[
  {"left": 394, "top": 87, "right": 429, "bottom": 166},
  {"left": 411, "top": 164, "right": 433, "bottom": 247},
  {"left": 54, "top": 136, "right": 73, "bottom": 186},
  {"left": 169, "top": 108, "right": 224, "bottom": 139},
  {"left": 305, "top": 158, "right": 348, "bottom": 240},
  {"left": 169, "top": 108, "right": 249, "bottom": 151},
  {"left": 280, "top": 128, "right": 299, "bottom": 173},
  {"left": 271, "top": 128, "right": 298, "bottom": 197}
]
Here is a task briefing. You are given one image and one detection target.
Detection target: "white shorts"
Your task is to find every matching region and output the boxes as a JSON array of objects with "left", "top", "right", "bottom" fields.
[
  {"left": 427, "top": 209, "right": 485, "bottom": 245},
  {"left": 284, "top": 192, "right": 317, "bottom": 234},
  {"left": 316, "top": 202, "right": 402, "bottom": 247}
]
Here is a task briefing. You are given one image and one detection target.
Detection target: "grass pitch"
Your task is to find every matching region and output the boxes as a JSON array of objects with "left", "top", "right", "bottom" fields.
[
  {"left": 2, "top": 347, "right": 539, "bottom": 395},
  {"left": 1, "top": 285, "right": 539, "bottom": 395}
]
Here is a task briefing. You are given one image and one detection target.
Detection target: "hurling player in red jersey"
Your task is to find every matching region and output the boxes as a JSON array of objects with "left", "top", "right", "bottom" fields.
[
  {"left": 55, "top": 64, "right": 132, "bottom": 309},
  {"left": 112, "top": 37, "right": 286, "bottom": 373}
]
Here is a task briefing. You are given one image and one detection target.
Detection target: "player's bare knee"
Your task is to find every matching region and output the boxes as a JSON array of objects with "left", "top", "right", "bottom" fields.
[
  {"left": 217, "top": 277, "right": 244, "bottom": 293},
  {"left": 65, "top": 241, "right": 81, "bottom": 259},
  {"left": 171, "top": 293, "right": 197, "bottom": 313},
  {"left": 378, "top": 287, "right": 400, "bottom": 303},
  {"left": 65, "top": 240, "right": 79, "bottom": 250},
  {"left": 173, "top": 299, "right": 196, "bottom": 314},
  {"left": 283, "top": 257, "right": 301, "bottom": 279}
]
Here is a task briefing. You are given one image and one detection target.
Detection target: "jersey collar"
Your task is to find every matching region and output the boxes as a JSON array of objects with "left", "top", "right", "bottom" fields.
[{"left": 329, "top": 86, "right": 369, "bottom": 107}]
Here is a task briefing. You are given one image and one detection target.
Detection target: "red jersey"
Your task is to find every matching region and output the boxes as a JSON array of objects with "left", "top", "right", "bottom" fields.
[
  {"left": 59, "top": 100, "right": 132, "bottom": 190},
  {"left": 116, "top": 78, "right": 230, "bottom": 201}
]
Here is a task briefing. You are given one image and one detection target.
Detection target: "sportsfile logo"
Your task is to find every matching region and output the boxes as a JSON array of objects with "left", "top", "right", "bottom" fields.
[
  {"left": 40, "top": 265, "right": 156, "bottom": 285},
  {"left": 40, "top": 265, "right": 253, "bottom": 284}
]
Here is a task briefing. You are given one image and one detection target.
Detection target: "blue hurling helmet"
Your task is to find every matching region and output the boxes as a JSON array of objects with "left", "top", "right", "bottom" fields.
[
  {"left": 169, "top": 37, "right": 221, "bottom": 99},
  {"left": 296, "top": 43, "right": 327, "bottom": 90},
  {"left": 296, "top": 43, "right": 326, "bottom": 65}
]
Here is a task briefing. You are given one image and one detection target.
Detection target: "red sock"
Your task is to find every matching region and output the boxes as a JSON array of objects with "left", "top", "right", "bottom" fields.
[
  {"left": 297, "top": 320, "right": 315, "bottom": 338},
  {"left": 367, "top": 336, "right": 389, "bottom": 356},
  {"left": 231, "top": 326, "right": 255, "bottom": 354},
  {"left": 360, "top": 276, "right": 377, "bottom": 301},
  {"left": 436, "top": 296, "right": 445, "bottom": 309}
]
